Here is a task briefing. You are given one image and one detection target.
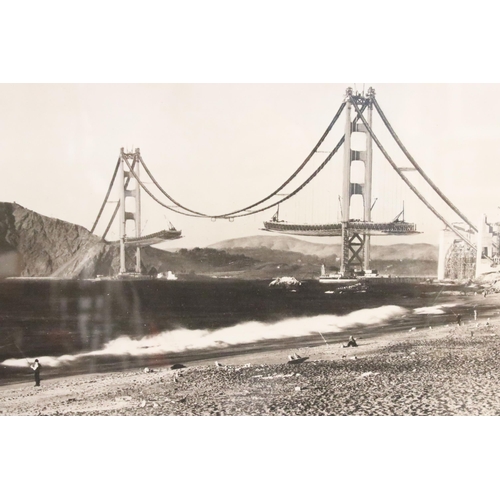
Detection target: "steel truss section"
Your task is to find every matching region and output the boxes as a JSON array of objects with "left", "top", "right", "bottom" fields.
[
  {"left": 444, "top": 240, "right": 476, "bottom": 280},
  {"left": 346, "top": 232, "right": 365, "bottom": 269}
]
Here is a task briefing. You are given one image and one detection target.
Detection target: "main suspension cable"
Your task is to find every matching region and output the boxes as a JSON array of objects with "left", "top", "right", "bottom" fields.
[
  {"left": 97, "top": 100, "right": 359, "bottom": 227},
  {"left": 102, "top": 157, "right": 137, "bottom": 239},
  {"left": 350, "top": 97, "right": 483, "bottom": 257},
  {"left": 138, "top": 101, "right": 346, "bottom": 218},
  {"left": 133, "top": 131, "right": 344, "bottom": 220},
  {"left": 138, "top": 156, "right": 207, "bottom": 217},
  {"left": 123, "top": 157, "right": 207, "bottom": 218},
  {"left": 216, "top": 101, "right": 347, "bottom": 217},
  {"left": 373, "top": 97, "right": 478, "bottom": 233},
  {"left": 206, "top": 101, "right": 369, "bottom": 219},
  {"left": 132, "top": 101, "right": 367, "bottom": 220},
  {"left": 103, "top": 201, "right": 120, "bottom": 240},
  {"left": 90, "top": 157, "right": 120, "bottom": 234}
]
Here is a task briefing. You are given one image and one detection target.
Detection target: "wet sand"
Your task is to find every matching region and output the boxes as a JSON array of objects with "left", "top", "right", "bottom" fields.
[{"left": 2, "top": 294, "right": 500, "bottom": 416}]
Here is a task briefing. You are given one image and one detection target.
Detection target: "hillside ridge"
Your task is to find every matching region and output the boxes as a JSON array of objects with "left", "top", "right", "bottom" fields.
[{"left": 209, "top": 234, "right": 439, "bottom": 261}]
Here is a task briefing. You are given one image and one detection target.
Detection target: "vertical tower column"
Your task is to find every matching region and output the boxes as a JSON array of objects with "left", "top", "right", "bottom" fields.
[
  {"left": 118, "top": 148, "right": 127, "bottom": 274},
  {"left": 340, "top": 88, "right": 353, "bottom": 276},
  {"left": 134, "top": 148, "right": 142, "bottom": 274},
  {"left": 363, "top": 89, "right": 374, "bottom": 270}
]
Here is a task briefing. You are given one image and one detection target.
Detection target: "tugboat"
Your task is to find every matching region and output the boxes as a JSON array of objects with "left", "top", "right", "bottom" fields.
[{"left": 356, "top": 269, "right": 380, "bottom": 279}]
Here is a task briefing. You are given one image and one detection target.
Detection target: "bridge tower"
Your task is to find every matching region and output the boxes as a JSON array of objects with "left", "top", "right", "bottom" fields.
[
  {"left": 340, "top": 87, "right": 374, "bottom": 275},
  {"left": 118, "top": 147, "right": 142, "bottom": 275}
]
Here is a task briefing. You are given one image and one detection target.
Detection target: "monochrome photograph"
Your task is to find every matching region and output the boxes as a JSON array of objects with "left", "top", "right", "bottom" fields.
[
  {"left": 1, "top": 82, "right": 500, "bottom": 417},
  {"left": 3, "top": 3, "right": 500, "bottom": 499}
]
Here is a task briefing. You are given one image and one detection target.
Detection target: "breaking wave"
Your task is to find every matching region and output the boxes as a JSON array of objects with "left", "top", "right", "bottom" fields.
[
  {"left": 413, "top": 303, "right": 458, "bottom": 315},
  {"left": 2, "top": 305, "right": 406, "bottom": 368},
  {"left": 413, "top": 306, "right": 445, "bottom": 315}
]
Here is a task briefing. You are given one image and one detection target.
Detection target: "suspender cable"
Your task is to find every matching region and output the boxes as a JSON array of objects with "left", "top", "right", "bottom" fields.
[
  {"left": 373, "top": 97, "right": 478, "bottom": 233},
  {"left": 91, "top": 157, "right": 120, "bottom": 234},
  {"left": 138, "top": 102, "right": 347, "bottom": 218},
  {"left": 350, "top": 97, "right": 485, "bottom": 258}
]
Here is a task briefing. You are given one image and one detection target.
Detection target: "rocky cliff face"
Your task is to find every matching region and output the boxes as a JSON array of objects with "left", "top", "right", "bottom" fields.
[
  {"left": 0, "top": 202, "right": 110, "bottom": 278},
  {"left": 0, "top": 202, "right": 256, "bottom": 279}
]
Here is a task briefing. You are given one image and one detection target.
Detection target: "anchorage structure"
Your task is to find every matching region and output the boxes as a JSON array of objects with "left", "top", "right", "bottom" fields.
[{"left": 438, "top": 217, "right": 500, "bottom": 280}]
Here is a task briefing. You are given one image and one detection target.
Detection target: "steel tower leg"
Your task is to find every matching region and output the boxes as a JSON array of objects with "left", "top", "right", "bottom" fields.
[
  {"left": 135, "top": 148, "right": 142, "bottom": 274},
  {"left": 363, "top": 91, "right": 374, "bottom": 270},
  {"left": 118, "top": 148, "right": 127, "bottom": 274},
  {"left": 340, "top": 89, "right": 353, "bottom": 276}
]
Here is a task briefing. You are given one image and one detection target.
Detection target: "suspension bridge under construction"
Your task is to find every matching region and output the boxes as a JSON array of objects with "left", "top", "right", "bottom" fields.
[{"left": 91, "top": 87, "right": 499, "bottom": 281}]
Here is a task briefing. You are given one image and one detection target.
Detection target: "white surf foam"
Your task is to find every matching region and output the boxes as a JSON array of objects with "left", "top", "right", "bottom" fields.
[
  {"left": 413, "top": 306, "right": 446, "bottom": 315},
  {"left": 1, "top": 305, "right": 406, "bottom": 368}
]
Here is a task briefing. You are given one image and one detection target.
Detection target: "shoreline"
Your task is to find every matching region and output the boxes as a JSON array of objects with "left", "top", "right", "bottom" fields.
[
  {"left": 1, "top": 289, "right": 493, "bottom": 386},
  {"left": 1, "top": 293, "right": 499, "bottom": 416}
]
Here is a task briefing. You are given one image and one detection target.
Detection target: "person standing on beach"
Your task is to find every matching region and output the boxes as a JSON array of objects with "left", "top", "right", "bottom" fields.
[{"left": 31, "top": 359, "right": 41, "bottom": 387}]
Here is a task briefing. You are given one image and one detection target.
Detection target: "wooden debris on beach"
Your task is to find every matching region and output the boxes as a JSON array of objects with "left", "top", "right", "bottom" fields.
[{"left": 288, "top": 353, "right": 308, "bottom": 364}]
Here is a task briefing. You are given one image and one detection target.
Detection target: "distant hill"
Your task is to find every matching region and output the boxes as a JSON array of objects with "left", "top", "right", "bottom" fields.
[
  {"left": 209, "top": 235, "right": 439, "bottom": 261},
  {"left": 209, "top": 235, "right": 336, "bottom": 257}
]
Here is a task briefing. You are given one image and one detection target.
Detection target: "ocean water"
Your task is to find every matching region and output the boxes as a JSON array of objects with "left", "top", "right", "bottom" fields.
[{"left": 0, "top": 279, "right": 480, "bottom": 384}]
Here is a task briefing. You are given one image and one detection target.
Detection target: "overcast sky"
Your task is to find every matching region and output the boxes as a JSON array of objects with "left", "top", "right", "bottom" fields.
[{"left": 1, "top": 83, "right": 499, "bottom": 249}]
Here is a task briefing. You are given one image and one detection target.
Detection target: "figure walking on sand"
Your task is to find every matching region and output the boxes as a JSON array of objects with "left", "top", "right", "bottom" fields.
[
  {"left": 343, "top": 336, "right": 358, "bottom": 348},
  {"left": 31, "top": 359, "right": 41, "bottom": 387}
]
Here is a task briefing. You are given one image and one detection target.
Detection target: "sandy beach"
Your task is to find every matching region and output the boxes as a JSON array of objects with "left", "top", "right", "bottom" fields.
[{"left": 2, "top": 294, "right": 500, "bottom": 416}]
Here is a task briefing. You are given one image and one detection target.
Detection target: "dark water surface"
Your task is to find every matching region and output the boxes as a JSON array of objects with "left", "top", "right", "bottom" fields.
[{"left": 0, "top": 279, "right": 487, "bottom": 384}]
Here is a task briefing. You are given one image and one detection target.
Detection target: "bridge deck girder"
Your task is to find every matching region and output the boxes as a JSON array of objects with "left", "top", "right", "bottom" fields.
[{"left": 263, "top": 220, "right": 418, "bottom": 237}]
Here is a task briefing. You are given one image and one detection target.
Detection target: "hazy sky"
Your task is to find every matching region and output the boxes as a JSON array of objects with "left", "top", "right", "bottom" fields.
[{"left": 1, "top": 83, "right": 499, "bottom": 249}]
